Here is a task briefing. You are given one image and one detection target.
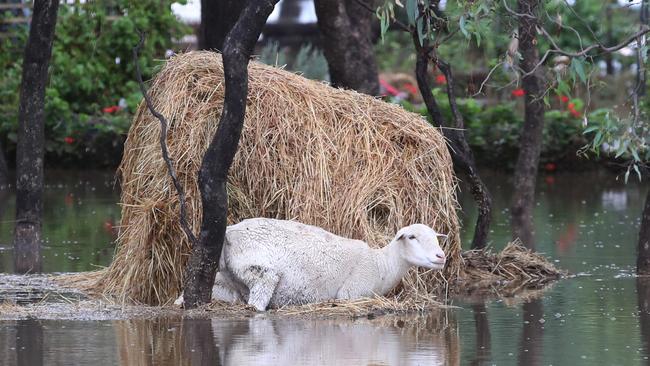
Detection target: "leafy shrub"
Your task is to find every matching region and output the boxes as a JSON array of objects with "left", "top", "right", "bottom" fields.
[
  {"left": 398, "top": 92, "right": 588, "bottom": 169},
  {"left": 0, "top": 0, "right": 189, "bottom": 166},
  {"left": 258, "top": 41, "right": 329, "bottom": 81}
]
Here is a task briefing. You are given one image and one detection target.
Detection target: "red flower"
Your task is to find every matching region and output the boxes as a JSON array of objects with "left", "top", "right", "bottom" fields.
[
  {"left": 570, "top": 109, "right": 582, "bottom": 118},
  {"left": 64, "top": 193, "right": 74, "bottom": 206},
  {"left": 544, "top": 162, "right": 557, "bottom": 172},
  {"left": 511, "top": 88, "right": 525, "bottom": 97},
  {"left": 558, "top": 95, "right": 569, "bottom": 103},
  {"left": 435, "top": 75, "right": 447, "bottom": 85},
  {"left": 379, "top": 79, "right": 400, "bottom": 97},
  {"left": 102, "top": 105, "right": 120, "bottom": 114},
  {"left": 403, "top": 82, "right": 419, "bottom": 95},
  {"left": 545, "top": 176, "right": 556, "bottom": 185},
  {"left": 64, "top": 136, "right": 75, "bottom": 144},
  {"left": 567, "top": 102, "right": 581, "bottom": 118}
]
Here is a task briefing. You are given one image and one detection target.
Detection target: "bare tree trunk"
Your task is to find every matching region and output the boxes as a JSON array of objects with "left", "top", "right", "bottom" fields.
[
  {"left": 14, "top": 0, "right": 59, "bottom": 274},
  {"left": 511, "top": 0, "right": 544, "bottom": 250},
  {"left": 604, "top": 4, "right": 614, "bottom": 75},
  {"left": 314, "top": 0, "right": 380, "bottom": 95},
  {"left": 0, "top": 140, "right": 8, "bottom": 188},
  {"left": 414, "top": 44, "right": 492, "bottom": 249},
  {"left": 639, "top": 0, "right": 649, "bottom": 97},
  {"left": 182, "top": 0, "right": 280, "bottom": 309},
  {"left": 638, "top": 190, "right": 650, "bottom": 274},
  {"left": 198, "top": 0, "right": 247, "bottom": 51}
]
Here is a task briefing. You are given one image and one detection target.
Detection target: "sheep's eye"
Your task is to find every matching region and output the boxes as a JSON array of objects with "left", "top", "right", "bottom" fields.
[{"left": 408, "top": 235, "right": 416, "bottom": 240}]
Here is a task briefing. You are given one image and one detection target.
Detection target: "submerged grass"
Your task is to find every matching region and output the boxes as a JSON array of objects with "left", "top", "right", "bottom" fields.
[{"left": 454, "top": 241, "right": 566, "bottom": 298}]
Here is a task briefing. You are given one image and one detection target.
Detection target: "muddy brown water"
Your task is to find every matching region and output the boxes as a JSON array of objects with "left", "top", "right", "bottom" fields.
[{"left": 0, "top": 169, "right": 649, "bottom": 365}]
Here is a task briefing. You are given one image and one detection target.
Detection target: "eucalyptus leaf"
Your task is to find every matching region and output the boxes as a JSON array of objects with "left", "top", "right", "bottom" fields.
[
  {"left": 406, "top": 0, "right": 417, "bottom": 25},
  {"left": 571, "top": 58, "right": 587, "bottom": 84}
]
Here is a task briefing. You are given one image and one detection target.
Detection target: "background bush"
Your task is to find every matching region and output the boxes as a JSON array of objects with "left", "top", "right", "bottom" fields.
[{"left": 0, "top": 0, "right": 189, "bottom": 167}]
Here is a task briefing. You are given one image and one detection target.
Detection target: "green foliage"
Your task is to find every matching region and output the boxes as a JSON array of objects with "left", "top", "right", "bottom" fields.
[
  {"left": 400, "top": 90, "right": 588, "bottom": 168},
  {"left": 0, "top": 0, "right": 189, "bottom": 166},
  {"left": 582, "top": 105, "right": 649, "bottom": 181},
  {"left": 258, "top": 42, "right": 329, "bottom": 81},
  {"left": 375, "top": 31, "right": 417, "bottom": 73}
]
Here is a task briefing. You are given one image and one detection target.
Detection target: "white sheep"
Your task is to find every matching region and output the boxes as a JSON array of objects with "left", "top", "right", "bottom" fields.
[{"left": 176, "top": 218, "right": 447, "bottom": 311}]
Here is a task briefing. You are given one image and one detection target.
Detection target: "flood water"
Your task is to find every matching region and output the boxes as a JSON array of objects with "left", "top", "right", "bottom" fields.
[{"left": 0, "top": 169, "right": 648, "bottom": 365}]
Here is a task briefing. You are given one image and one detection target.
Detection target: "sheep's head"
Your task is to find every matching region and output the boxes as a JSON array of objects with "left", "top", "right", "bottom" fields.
[{"left": 395, "top": 224, "right": 447, "bottom": 270}]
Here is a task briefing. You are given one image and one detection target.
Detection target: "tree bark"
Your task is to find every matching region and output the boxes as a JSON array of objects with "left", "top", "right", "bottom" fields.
[
  {"left": 605, "top": 4, "right": 614, "bottom": 75},
  {"left": 14, "top": 0, "right": 59, "bottom": 274},
  {"left": 314, "top": 0, "right": 380, "bottom": 95},
  {"left": 414, "top": 44, "right": 492, "bottom": 249},
  {"left": 639, "top": 0, "right": 649, "bottom": 97},
  {"left": 198, "top": 0, "right": 248, "bottom": 51},
  {"left": 0, "top": 140, "right": 8, "bottom": 188},
  {"left": 638, "top": 190, "right": 650, "bottom": 274},
  {"left": 182, "top": 0, "right": 280, "bottom": 309},
  {"left": 511, "top": 0, "right": 544, "bottom": 250}
]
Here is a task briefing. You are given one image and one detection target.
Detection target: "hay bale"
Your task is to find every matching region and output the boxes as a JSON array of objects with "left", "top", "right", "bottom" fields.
[{"left": 96, "top": 51, "right": 461, "bottom": 305}]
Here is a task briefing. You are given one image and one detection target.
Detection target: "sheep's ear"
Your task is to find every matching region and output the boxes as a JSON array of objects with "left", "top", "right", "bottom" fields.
[{"left": 397, "top": 234, "right": 405, "bottom": 241}]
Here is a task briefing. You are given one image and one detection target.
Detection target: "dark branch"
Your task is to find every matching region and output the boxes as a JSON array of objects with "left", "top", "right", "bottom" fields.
[
  {"left": 436, "top": 60, "right": 465, "bottom": 130},
  {"left": 133, "top": 33, "right": 198, "bottom": 246}
]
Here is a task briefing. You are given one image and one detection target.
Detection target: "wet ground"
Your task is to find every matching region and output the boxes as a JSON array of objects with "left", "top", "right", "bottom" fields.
[{"left": 0, "top": 169, "right": 648, "bottom": 365}]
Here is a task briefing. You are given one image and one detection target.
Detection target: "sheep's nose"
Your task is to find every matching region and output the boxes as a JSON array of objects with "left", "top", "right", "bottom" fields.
[{"left": 436, "top": 253, "right": 445, "bottom": 260}]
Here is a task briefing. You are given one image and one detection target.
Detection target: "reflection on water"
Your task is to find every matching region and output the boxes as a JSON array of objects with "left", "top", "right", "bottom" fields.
[
  {"left": 1, "top": 169, "right": 650, "bottom": 365},
  {"left": 16, "top": 319, "right": 43, "bottom": 366},
  {"left": 0, "top": 313, "right": 458, "bottom": 366},
  {"left": 637, "top": 278, "right": 650, "bottom": 364},
  {"left": 518, "top": 300, "right": 544, "bottom": 366},
  {"left": 470, "top": 304, "right": 490, "bottom": 366},
  {"left": 209, "top": 315, "right": 455, "bottom": 365},
  {"left": 0, "top": 170, "right": 119, "bottom": 273}
]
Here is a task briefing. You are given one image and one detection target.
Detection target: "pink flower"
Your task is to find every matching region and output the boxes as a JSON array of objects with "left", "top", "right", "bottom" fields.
[
  {"left": 64, "top": 136, "right": 75, "bottom": 144},
  {"left": 558, "top": 95, "right": 569, "bottom": 103},
  {"left": 435, "top": 75, "right": 447, "bottom": 85}
]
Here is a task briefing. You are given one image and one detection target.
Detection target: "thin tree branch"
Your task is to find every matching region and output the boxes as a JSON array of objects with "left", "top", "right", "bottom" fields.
[
  {"left": 538, "top": 24, "right": 650, "bottom": 58},
  {"left": 473, "top": 60, "right": 504, "bottom": 97},
  {"left": 133, "top": 33, "right": 198, "bottom": 246},
  {"left": 436, "top": 59, "right": 465, "bottom": 130},
  {"left": 352, "top": 0, "right": 411, "bottom": 32},
  {"left": 502, "top": 0, "right": 535, "bottom": 19}
]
